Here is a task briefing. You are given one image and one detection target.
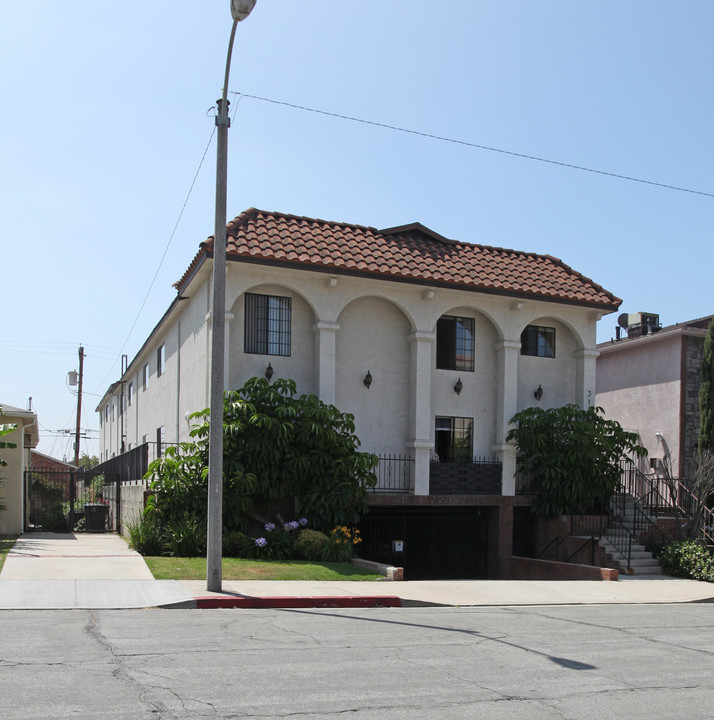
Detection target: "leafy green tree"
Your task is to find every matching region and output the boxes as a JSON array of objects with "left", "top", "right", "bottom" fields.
[
  {"left": 699, "top": 318, "right": 714, "bottom": 454},
  {"left": 146, "top": 377, "right": 378, "bottom": 533},
  {"left": 506, "top": 404, "right": 647, "bottom": 517},
  {"left": 77, "top": 453, "right": 100, "bottom": 470}
]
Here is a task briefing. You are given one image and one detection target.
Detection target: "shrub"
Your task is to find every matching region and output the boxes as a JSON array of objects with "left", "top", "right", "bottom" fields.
[
  {"left": 222, "top": 530, "right": 247, "bottom": 557},
  {"left": 249, "top": 527, "right": 296, "bottom": 561},
  {"left": 507, "top": 404, "right": 647, "bottom": 517},
  {"left": 657, "top": 541, "right": 714, "bottom": 582},
  {"left": 40, "top": 505, "right": 69, "bottom": 533},
  {"left": 321, "top": 526, "right": 362, "bottom": 563},
  {"left": 162, "top": 513, "right": 207, "bottom": 557},
  {"left": 127, "top": 513, "right": 164, "bottom": 556},
  {"left": 296, "top": 529, "right": 329, "bottom": 561}
]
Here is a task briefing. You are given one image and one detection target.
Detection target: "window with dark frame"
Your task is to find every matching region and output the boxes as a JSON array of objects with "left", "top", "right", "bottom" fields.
[
  {"left": 436, "top": 315, "right": 475, "bottom": 371},
  {"left": 143, "top": 363, "right": 149, "bottom": 390},
  {"left": 244, "top": 292, "right": 292, "bottom": 356},
  {"left": 520, "top": 325, "right": 556, "bottom": 358},
  {"left": 157, "top": 344, "right": 166, "bottom": 376},
  {"left": 434, "top": 416, "right": 474, "bottom": 463}
]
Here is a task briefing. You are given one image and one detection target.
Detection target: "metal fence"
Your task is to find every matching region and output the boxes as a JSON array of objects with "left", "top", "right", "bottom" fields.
[{"left": 370, "top": 454, "right": 415, "bottom": 494}]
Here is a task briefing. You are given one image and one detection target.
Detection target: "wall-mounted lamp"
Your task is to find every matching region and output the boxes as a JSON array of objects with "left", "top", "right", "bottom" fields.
[
  {"left": 534, "top": 384, "right": 543, "bottom": 401},
  {"left": 363, "top": 370, "right": 372, "bottom": 389},
  {"left": 454, "top": 378, "right": 463, "bottom": 395},
  {"left": 265, "top": 363, "right": 274, "bottom": 381}
]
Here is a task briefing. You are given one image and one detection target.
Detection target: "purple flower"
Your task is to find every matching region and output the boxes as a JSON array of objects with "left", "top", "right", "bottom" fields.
[
  {"left": 286, "top": 521, "right": 299, "bottom": 531},
  {"left": 299, "top": 518, "right": 308, "bottom": 527},
  {"left": 255, "top": 537, "right": 267, "bottom": 548},
  {"left": 264, "top": 522, "right": 276, "bottom": 532}
]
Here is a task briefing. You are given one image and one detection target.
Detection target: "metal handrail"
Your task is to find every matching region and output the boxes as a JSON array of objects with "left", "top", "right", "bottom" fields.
[
  {"left": 536, "top": 536, "right": 565, "bottom": 561},
  {"left": 600, "top": 509, "right": 633, "bottom": 569},
  {"left": 565, "top": 536, "right": 599, "bottom": 565}
]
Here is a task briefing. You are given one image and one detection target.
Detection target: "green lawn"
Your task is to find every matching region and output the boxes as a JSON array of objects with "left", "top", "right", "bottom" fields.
[
  {"left": 144, "top": 556, "right": 382, "bottom": 581},
  {"left": 0, "top": 537, "right": 17, "bottom": 573}
]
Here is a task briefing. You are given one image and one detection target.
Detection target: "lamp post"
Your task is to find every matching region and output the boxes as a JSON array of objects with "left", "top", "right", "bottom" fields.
[{"left": 207, "top": 0, "right": 257, "bottom": 593}]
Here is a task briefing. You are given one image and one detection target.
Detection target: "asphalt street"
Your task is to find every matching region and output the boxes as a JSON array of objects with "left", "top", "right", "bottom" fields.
[{"left": 1, "top": 603, "right": 713, "bottom": 719}]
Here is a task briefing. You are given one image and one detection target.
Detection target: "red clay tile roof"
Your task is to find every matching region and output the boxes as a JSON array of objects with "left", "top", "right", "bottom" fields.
[{"left": 176, "top": 208, "right": 621, "bottom": 310}]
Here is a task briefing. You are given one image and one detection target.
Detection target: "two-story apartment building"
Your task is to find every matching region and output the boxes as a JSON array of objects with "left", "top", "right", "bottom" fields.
[{"left": 98, "top": 208, "right": 621, "bottom": 577}]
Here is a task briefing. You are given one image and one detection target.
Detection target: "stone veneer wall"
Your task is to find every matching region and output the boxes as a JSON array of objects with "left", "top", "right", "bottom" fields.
[{"left": 683, "top": 335, "right": 704, "bottom": 478}]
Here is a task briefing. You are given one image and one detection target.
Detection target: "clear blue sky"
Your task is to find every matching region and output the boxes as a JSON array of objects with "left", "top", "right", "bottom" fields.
[{"left": 2, "top": 1, "right": 712, "bottom": 459}]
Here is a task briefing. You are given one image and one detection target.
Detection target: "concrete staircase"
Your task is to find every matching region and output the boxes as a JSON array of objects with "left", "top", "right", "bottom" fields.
[{"left": 599, "top": 494, "right": 664, "bottom": 576}]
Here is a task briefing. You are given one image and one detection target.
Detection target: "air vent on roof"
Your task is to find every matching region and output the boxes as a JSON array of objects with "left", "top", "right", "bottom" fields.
[{"left": 615, "top": 312, "right": 661, "bottom": 340}]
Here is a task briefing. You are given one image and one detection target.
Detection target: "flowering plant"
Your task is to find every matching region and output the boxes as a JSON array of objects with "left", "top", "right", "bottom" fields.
[
  {"left": 249, "top": 518, "right": 309, "bottom": 560},
  {"left": 322, "top": 526, "right": 361, "bottom": 562}
]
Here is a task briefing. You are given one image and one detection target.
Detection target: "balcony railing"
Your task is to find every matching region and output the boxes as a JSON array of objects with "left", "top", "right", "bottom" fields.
[{"left": 370, "top": 454, "right": 415, "bottom": 494}]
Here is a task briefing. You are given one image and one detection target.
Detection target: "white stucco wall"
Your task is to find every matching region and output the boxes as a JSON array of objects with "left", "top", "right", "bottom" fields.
[
  {"left": 335, "top": 296, "right": 412, "bottom": 454},
  {"left": 516, "top": 317, "right": 579, "bottom": 412},
  {"left": 228, "top": 282, "right": 318, "bottom": 396},
  {"left": 97, "top": 256, "right": 605, "bottom": 496},
  {"left": 430, "top": 308, "right": 499, "bottom": 457}
]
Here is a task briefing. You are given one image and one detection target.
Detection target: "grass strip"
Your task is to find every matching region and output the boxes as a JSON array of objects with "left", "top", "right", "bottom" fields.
[
  {"left": 0, "top": 537, "right": 17, "bottom": 573},
  {"left": 144, "top": 556, "right": 381, "bottom": 581}
]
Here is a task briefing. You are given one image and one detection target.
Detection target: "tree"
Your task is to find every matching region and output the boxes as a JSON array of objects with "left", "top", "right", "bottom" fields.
[
  {"left": 506, "top": 404, "right": 647, "bottom": 517},
  {"left": 146, "top": 377, "right": 378, "bottom": 533},
  {"left": 699, "top": 318, "right": 714, "bottom": 454},
  {"left": 77, "top": 453, "right": 100, "bottom": 470}
]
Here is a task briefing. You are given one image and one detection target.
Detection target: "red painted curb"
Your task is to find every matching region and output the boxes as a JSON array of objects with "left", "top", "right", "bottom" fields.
[{"left": 194, "top": 595, "right": 402, "bottom": 609}]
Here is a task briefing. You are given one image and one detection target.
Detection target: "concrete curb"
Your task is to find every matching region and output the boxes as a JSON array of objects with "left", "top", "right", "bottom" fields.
[{"left": 170, "top": 595, "right": 402, "bottom": 610}]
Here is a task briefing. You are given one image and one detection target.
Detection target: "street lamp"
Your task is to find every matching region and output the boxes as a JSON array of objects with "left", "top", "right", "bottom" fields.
[{"left": 207, "top": 0, "right": 257, "bottom": 593}]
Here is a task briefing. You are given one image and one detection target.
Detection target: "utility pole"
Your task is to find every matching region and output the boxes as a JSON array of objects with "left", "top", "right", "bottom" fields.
[{"left": 74, "top": 346, "right": 84, "bottom": 467}]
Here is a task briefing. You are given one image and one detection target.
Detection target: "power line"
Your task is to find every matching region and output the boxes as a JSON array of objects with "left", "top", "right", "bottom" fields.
[
  {"left": 92, "top": 123, "right": 221, "bottom": 395},
  {"left": 234, "top": 92, "right": 714, "bottom": 200}
]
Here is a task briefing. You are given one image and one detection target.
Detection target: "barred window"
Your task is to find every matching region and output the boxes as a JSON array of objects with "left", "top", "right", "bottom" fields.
[
  {"left": 436, "top": 315, "right": 475, "bottom": 371},
  {"left": 244, "top": 293, "right": 292, "bottom": 356},
  {"left": 520, "top": 325, "right": 556, "bottom": 358}
]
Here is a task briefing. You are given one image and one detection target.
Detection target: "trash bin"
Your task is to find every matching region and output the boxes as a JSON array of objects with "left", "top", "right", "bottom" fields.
[{"left": 84, "top": 503, "right": 109, "bottom": 533}]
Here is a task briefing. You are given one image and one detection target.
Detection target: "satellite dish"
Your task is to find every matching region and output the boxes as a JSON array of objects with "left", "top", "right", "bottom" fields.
[{"left": 617, "top": 313, "right": 629, "bottom": 330}]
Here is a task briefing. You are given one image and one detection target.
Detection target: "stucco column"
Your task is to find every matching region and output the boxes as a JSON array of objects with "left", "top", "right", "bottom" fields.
[
  {"left": 407, "top": 331, "right": 435, "bottom": 496},
  {"left": 314, "top": 321, "right": 339, "bottom": 406},
  {"left": 574, "top": 348, "right": 599, "bottom": 409},
  {"left": 494, "top": 339, "right": 521, "bottom": 496}
]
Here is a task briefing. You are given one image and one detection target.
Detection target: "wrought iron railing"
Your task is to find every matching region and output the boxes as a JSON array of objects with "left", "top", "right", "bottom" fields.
[
  {"left": 93, "top": 443, "right": 149, "bottom": 483},
  {"left": 370, "top": 454, "right": 415, "bottom": 494}
]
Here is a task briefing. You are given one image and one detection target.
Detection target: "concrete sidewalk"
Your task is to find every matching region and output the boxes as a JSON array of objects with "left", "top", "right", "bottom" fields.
[{"left": 2, "top": 532, "right": 714, "bottom": 610}]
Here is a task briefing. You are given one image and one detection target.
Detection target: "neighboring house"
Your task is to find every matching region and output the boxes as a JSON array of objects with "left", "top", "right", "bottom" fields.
[
  {"left": 0, "top": 403, "right": 39, "bottom": 535},
  {"left": 30, "top": 450, "right": 76, "bottom": 473},
  {"left": 97, "top": 208, "right": 621, "bottom": 577},
  {"left": 596, "top": 313, "right": 712, "bottom": 480}
]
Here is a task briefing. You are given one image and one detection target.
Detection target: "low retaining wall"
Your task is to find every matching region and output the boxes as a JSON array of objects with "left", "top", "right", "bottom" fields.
[
  {"left": 509, "top": 556, "right": 618, "bottom": 581},
  {"left": 117, "top": 480, "right": 150, "bottom": 536},
  {"left": 351, "top": 558, "right": 403, "bottom": 581}
]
